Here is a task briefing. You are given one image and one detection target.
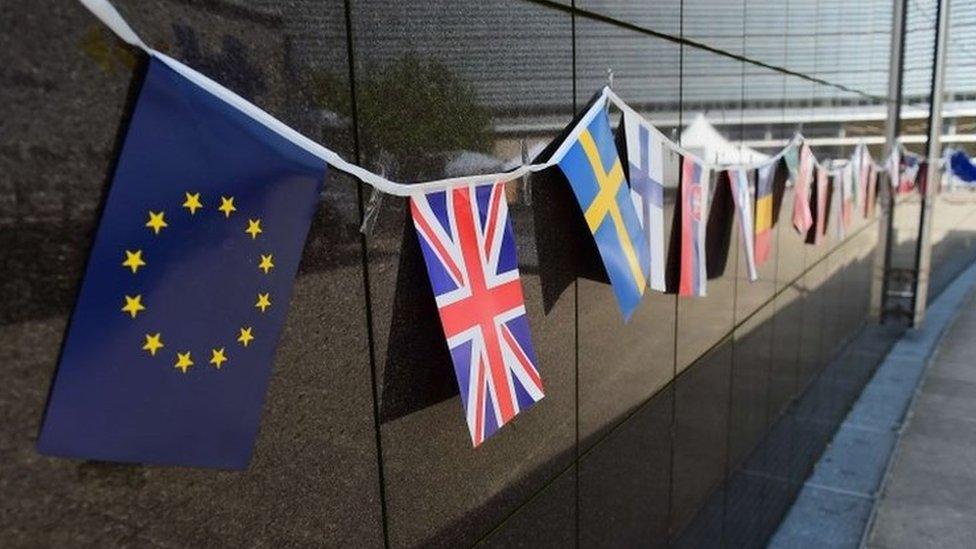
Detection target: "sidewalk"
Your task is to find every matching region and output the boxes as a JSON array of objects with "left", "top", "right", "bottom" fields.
[
  {"left": 866, "top": 289, "right": 976, "bottom": 547},
  {"left": 770, "top": 260, "right": 976, "bottom": 548}
]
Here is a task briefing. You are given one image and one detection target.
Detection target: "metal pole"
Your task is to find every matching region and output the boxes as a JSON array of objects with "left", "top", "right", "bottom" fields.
[
  {"left": 871, "top": 0, "right": 909, "bottom": 322},
  {"left": 913, "top": 0, "right": 951, "bottom": 326}
]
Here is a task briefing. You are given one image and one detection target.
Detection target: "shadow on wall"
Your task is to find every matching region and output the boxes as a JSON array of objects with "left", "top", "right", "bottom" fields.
[
  {"left": 928, "top": 191, "right": 976, "bottom": 301},
  {"left": 480, "top": 223, "right": 894, "bottom": 547}
]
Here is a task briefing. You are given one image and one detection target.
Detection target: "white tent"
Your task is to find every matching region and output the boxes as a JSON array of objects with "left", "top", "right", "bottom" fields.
[{"left": 680, "top": 114, "right": 769, "bottom": 165}]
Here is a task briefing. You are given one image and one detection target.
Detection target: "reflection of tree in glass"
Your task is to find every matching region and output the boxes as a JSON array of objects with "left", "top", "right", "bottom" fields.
[
  {"left": 308, "top": 54, "right": 492, "bottom": 180},
  {"left": 79, "top": 25, "right": 138, "bottom": 75}
]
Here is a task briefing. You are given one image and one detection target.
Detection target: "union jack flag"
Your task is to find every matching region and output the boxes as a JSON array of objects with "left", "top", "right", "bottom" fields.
[{"left": 410, "top": 182, "right": 544, "bottom": 447}]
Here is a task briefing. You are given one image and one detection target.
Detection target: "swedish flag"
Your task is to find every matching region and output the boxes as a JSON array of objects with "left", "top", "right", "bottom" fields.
[
  {"left": 37, "top": 58, "right": 326, "bottom": 469},
  {"left": 558, "top": 108, "right": 648, "bottom": 320}
]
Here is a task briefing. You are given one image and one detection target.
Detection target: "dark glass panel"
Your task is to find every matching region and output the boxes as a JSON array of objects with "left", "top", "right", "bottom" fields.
[
  {"left": 477, "top": 467, "right": 576, "bottom": 549},
  {"left": 670, "top": 338, "right": 733, "bottom": 541},
  {"left": 349, "top": 2, "right": 577, "bottom": 546},
  {"left": 575, "top": 21, "right": 679, "bottom": 448},
  {"left": 3, "top": 1, "right": 385, "bottom": 546},
  {"left": 578, "top": 386, "right": 673, "bottom": 548}
]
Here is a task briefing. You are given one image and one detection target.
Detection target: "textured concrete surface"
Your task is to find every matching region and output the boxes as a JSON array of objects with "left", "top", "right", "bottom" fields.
[
  {"left": 771, "top": 259, "right": 976, "bottom": 548},
  {"left": 867, "top": 276, "right": 976, "bottom": 548}
]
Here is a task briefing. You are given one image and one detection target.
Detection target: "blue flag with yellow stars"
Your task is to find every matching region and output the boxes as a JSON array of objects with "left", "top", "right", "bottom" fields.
[
  {"left": 36, "top": 57, "right": 326, "bottom": 469},
  {"left": 558, "top": 107, "right": 648, "bottom": 321}
]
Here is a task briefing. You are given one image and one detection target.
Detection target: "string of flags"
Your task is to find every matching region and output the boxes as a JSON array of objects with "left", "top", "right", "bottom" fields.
[
  {"left": 37, "top": 0, "right": 940, "bottom": 469},
  {"left": 948, "top": 149, "right": 976, "bottom": 184}
]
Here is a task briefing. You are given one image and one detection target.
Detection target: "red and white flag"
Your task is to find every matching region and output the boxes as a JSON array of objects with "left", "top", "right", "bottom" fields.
[{"left": 792, "top": 143, "right": 815, "bottom": 234}]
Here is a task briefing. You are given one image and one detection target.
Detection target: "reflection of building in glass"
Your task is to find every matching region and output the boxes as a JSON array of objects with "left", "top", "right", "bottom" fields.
[{"left": 283, "top": 0, "right": 974, "bottom": 161}]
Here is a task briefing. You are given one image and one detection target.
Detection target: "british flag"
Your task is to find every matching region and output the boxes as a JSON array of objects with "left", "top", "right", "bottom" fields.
[{"left": 410, "top": 182, "right": 544, "bottom": 447}]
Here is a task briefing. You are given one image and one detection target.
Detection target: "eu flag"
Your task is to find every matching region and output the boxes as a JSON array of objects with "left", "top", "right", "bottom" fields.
[{"left": 37, "top": 57, "right": 326, "bottom": 469}]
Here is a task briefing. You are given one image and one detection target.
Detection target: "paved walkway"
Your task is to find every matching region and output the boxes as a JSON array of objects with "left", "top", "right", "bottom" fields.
[
  {"left": 771, "top": 260, "right": 976, "bottom": 548},
  {"left": 867, "top": 286, "right": 976, "bottom": 547}
]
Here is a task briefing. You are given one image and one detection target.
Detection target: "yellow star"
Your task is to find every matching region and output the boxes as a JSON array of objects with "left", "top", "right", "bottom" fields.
[
  {"left": 255, "top": 292, "right": 271, "bottom": 313},
  {"left": 174, "top": 351, "right": 194, "bottom": 374},
  {"left": 142, "top": 333, "right": 164, "bottom": 356},
  {"left": 238, "top": 327, "right": 254, "bottom": 347},
  {"left": 209, "top": 347, "right": 228, "bottom": 369},
  {"left": 218, "top": 196, "right": 236, "bottom": 218},
  {"left": 245, "top": 218, "right": 262, "bottom": 239},
  {"left": 122, "top": 249, "right": 146, "bottom": 274},
  {"left": 121, "top": 294, "right": 145, "bottom": 318},
  {"left": 183, "top": 192, "right": 203, "bottom": 214},
  {"left": 145, "top": 211, "right": 168, "bottom": 235},
  {"left": 258, "top": 254, "right": 274, "bottom": 274}
]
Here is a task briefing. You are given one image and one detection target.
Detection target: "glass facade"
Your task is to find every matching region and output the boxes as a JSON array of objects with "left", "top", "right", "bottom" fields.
[{"left": 2, "top": 0, "right": 971, "bottom": 546}]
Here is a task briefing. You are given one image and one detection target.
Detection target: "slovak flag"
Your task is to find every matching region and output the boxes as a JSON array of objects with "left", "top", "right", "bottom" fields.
[
  {"left": 624, "top": 111, "right": 667, "bottom": 292},
  {"left": 679, "top": 156, "right": 709, "bottom": 296},
  {"left": 410, "top": 183, "right": 544, "bottom": 447},
  {"left": 792, "top": 143, "right": 814, "bottom": 234},
  {"left": 728, "top": 168, "right": 758, "bottom": 281}
]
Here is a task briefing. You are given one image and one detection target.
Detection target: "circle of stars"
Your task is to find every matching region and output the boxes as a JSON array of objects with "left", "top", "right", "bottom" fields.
[{"left": 121, "top": 191, "right": 276, "bottom": 374}]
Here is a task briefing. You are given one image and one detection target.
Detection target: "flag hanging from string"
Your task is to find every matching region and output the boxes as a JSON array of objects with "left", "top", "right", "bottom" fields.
[
  {"left": 784, "top": 143, "right": 800, "bottom": 181},
  {"left": 866, "top": 164, "right": 879, "bottom": 218},
  {"left": 888, "top": 147, "right": 901, "bottom": 189},
  {"left": 900, "top": 155, "right": 921, "bottom": 194},
  {"left": 839, "top": 163, "right": 854, "bottom": 238},
  {"left": 793, "top": 143, "right": 815, "bottom": 234},
  {"left": 728, "top": 168, "right": 758, "bottom": 281},
  {"left": 43, "top": 0, "right": 939, "bottom": 467},
  {"left": 559, "top": 108, "right": 648, "bottom": 319},
  {"left": 410, "top": 182, "right": 543, "bottom": 447},
  {"left": 807, "top": 166, "right": 829, "bottom": 245},
  {"left": 623, "top": 111, "right": 667, "bottom": 293},
  {"left": 857, "top": 145, "right": 871, "bottom": 215},
  {"left": 679, "top": 156, "right": 709, "bottom": 296},
  {"left": 850, "top": 148, "right": 862, "bottom": 211},
  {"left": 36, "top": 57, "right": 326, "bottom": 469},
  {"left": 755, "top": 162, "right": 776, "bottom": 266},
  {"left": 949, "top": 149, "right": 976, "bottom": 183}
]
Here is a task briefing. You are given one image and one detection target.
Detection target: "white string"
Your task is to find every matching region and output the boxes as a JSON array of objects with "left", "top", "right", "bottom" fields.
[
  {"left": 78, "top": 0, "right": 146, "bottom": 49},
  {"left": 150, "top": 49, "right": 592, "bottom": 196},
  {"left": 79, "top": 0, "right": 909, "bottom": 197}
]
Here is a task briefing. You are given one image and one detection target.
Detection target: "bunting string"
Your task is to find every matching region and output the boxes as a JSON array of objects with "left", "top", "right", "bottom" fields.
[
  {"left": 81, "top": 0, "right": 909, "bottom": 198},
  {"left": 33, "top": 0, "right": 946, "bottom": 467}
]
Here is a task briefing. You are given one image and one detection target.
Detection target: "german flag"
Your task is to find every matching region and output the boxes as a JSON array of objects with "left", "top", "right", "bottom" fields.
[{"left": 755, "top": 163, "right": 775, "bottom": 265}]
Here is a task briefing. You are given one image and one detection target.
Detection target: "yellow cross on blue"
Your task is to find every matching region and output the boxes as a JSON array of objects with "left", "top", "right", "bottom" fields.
[{"left": 558, "top": 107, "right": 648, "bottom": 320}]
